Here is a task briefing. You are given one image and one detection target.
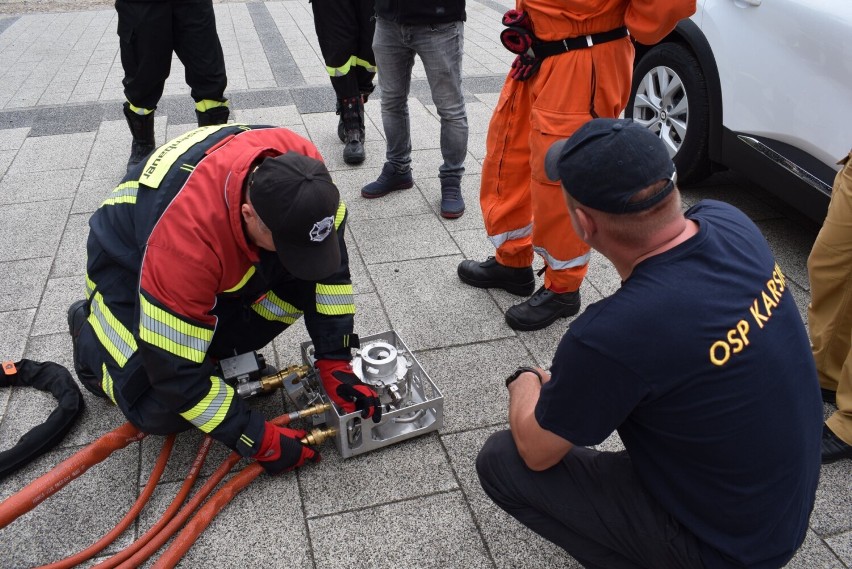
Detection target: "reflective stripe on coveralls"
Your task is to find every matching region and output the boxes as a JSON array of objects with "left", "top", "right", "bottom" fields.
[{"left": 179, "top": 376, "right": 234, "bottom": 433}]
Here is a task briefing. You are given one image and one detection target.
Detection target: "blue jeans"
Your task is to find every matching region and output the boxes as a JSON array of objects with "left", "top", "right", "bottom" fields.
[{"left": 373, "top": 17, "right": 468, "bottom": 180}]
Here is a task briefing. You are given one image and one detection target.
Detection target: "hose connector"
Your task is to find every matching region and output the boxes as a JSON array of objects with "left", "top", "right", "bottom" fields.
[{"left": 300, "top": 427, "right": 337, "bottom": 446}]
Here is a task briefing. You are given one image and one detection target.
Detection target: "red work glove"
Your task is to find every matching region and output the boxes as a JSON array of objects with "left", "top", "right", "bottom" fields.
[
  {"left": 253, "top": 422, "right": 319, "bottom": 475},
  {"left": 315, "top": 359, "right": 382, "bottom": 423},
  {"left": 510, "top": 53, "right": 542, "bottom": 81},
  {"left": 502, "top": 9, "right": 533, "bottom": 33}
]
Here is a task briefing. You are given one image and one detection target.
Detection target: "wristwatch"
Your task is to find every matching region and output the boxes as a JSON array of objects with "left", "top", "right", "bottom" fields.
[{"left": 505, "top": 366, "right": 544, "bottom": 388}]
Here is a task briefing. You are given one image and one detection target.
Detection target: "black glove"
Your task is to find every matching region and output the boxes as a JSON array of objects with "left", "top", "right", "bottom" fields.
[
  {"left": 316, "top": 359, "right": 382, "bottom": 423},
  {"left": 253, "top": 422, "right": 319, "bottom": 475}
]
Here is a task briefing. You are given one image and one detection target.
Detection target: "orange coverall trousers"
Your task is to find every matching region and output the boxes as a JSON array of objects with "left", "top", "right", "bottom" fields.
[{"left": 480, "top": 0, "right": 695, "bottom": 292}]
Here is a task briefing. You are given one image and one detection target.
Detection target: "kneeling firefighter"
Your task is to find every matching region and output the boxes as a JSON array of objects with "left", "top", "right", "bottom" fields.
[{"left": 69, "top": 125, "right": 382, "bottom": 475}]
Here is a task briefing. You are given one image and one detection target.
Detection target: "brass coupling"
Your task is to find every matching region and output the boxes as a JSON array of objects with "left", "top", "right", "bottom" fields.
[
  {"left": 300, "top": 427, "right": 337, "bottom": 446},
  {"left": 259, "top": 364, "right": 312, "bottom": 393}
]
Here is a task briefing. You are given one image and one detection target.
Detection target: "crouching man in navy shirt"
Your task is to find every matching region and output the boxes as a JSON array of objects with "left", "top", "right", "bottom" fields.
[{"left": 476, "top": 118, "right": 822, "bottom": 569}]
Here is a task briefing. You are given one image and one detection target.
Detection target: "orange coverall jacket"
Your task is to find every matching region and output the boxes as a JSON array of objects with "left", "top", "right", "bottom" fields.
[{"left": 480, "top": 0, "right": 695, "bottom": 292}]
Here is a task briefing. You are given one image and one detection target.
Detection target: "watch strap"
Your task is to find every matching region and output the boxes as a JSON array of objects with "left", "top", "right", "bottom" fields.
[{"left": 505, "top": 366, "right": 544, "bottom": 388}]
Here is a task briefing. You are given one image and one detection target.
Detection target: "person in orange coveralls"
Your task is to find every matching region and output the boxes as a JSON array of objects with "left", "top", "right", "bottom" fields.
[{"left": 457, "top": 0, "right": 695, "bottom": 331}]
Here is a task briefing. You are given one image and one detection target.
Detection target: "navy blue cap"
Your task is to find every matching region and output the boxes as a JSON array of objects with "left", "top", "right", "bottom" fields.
[{"left": 544, "top": 118, "right": 676, "bottom": 214}]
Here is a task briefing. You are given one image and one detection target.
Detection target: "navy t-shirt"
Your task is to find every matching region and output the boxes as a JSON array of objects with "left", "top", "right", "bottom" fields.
[{"left": 535, "top": 201, "right": 822, "bottom": 569}]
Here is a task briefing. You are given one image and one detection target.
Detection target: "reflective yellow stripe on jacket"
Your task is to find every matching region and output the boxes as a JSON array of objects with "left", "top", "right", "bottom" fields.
[
  {"left": 316, "top": 283, "right": 355, "bottom": 316},
  {"left": 88, "top": 292, "right": 138, "bottom": 368},
  {"left": 253, "top": 291, "right": 303, "bottom": 324},
  {"left": 139, "top": 295, "right": 213, "bottom": 364},
  {"left": 179, "top": 376, "right": 234, "bottom": 433}
]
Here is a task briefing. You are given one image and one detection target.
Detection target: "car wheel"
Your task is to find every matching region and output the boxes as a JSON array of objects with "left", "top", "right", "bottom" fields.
[{"left": 627, "top": 43, "right": 710, "bottom": 185}]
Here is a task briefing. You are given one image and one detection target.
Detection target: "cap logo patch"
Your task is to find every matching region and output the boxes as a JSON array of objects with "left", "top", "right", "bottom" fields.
[{"left": 310, "top": 215, "right": 334, "bottom": 242}]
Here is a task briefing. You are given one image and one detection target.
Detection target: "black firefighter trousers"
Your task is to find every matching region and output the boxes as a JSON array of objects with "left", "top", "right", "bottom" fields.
[
  {"left": 116, "top": 0, "right": 227, "bottom": 110},
  {"left": 310, "top": 0, "right": 376, "bottom": 101}
]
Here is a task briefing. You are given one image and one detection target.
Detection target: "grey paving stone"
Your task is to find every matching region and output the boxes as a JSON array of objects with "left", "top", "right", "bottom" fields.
[
  {"left": 345, "top": 237, "right": 373, "bottom": 296},
  {"left": 0, "top": 126, "right": 28, "bottom": 150},
  {"left": 681, "top": 171, "right": 788, "bottom": 222},
  {"left": 6, "top": 131, "right": 95, "bottom": 174},
  {"left": 585, "top": 248, "right": 623, "bottom": 299},
  {"left": 308, "top": 490, "right": 493, "bottom": 569},
  {"left": 233, "top": 104, "right": 303, "bottom": 127},
  {"left": 0, "top": 443, "right": 139, "bottom": 567},
  {"left": 0, "top": 308, "right": 33, "bottom": 360},
  {"left": 0, "top": 149, "right": 16, "bottom": 178},
  {"left": 784, "top": 530, "right": 846, "bottom": 568},
  {"left": 0, "top": 199, "right": 72, "bottom": 262},
  {"left": 415, "top": 338, "right": 532, "bottom": 433},
  {"left": 72, "top": 176, "right": 114, "bottom": 214},
  {"left": 0, "top": 167, "right": 82, "bottom": 204},
  {"left": 300, "top": 432, "right": 456, "bottom": 517},
  {"left": 810, "top": 460, "right": 852, "bottom": 537},
  {"left": 32, "top": 275, "right": 84, "bottom": 336},
  {"left": 350, "top": 212, "right": 459, "bottom": 265},
  {"left": 368, "top": 255, "right": 513, "bottom": 352},
  {"left": 443, "top": 427, "right": 582, "bottom": 569},
  {"left": 81, "top": 118, "right": 141, "bottom": 182},
  {"left": 51, "top": 212, "right": 89, "bottom": 277},
  {"left": 825, "top": 530, "right": 852, "bottom": 566},
  {"left": 0, "top": 256, "right": 50, "bottom": 311}
]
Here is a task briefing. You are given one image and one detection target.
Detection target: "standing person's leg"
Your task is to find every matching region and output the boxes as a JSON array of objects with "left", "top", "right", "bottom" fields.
[
  {"left": 116, "top": 0, "right": 172, "bottom": 170},
  {"left": 456, "top": 76, "right": 536, "bottom": 295},
  {"left": 311, "top": 0, "right": 367, "bottom": 164},
  {"left": 414, "top": 20, "right": 468, "bottom": 219},
  {"left": 361, "top": 18, "right": 415, "bottom": 198},
  {"left": 476, "top": 431, "right": 706, "bottom": 569},
  {"left": 172, "top": 0, "right": 229, "bottom": 126},
  {"left": 809, "top": 152, "right": 852, "bottom": 462},
  {"left": 355, "top": 0, "right": 377, "bottom": 100}
]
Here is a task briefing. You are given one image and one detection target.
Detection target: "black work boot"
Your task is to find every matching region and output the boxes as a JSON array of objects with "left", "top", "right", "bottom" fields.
[
  {"left": 341, "top": 96, "right": 366, "bottom": 165},
  {"left": 196, "top": 105, "right": 230, "bottom": 126},
  {"left": 67, "top": 300, "right": 99, "bottom": 388},
  {"left": 123, "top": 103, "right": 155, "bottom": 173},
  {"left": 505, "top": 285, "right": 581, "bottom": 331},
  {"left": 440, "top": 177, "right": 465, "bottom": 219},
  {"left": 457, "top": 256, "right": 535, "bottom": 296},
  {"left": 361, "top": 162, "right": 414, "bottom": 198}
]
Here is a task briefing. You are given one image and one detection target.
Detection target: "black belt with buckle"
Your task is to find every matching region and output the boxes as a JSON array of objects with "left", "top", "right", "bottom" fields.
[{"left": 529, "top": 27, "right": 629, "bottom": 59}]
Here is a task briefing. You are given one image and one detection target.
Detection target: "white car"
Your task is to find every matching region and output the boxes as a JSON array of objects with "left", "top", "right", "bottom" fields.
[{"left": 626, "top": 0, "right": 852, "bottom": 223}]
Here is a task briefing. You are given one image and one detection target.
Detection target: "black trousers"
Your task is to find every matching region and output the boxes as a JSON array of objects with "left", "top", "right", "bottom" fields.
[
  {"left": 476, "top": 430, "right": 708, "bottom": 569},
  {"left": 116, "top": 0, "right": 228, "bottom": 110},
  {"left": 310, "top": 0, "right": 376, "bottom": 101}
]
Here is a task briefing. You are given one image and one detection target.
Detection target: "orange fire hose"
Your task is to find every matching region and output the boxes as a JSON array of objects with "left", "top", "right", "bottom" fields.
[
  {"left": 36, "top": 434, "right": 176, "bottom": 569},
  {"left": 153, "top": 462, "right": 264, "bottom": 569},
  {"left": 91, "top": 435, "right": 213, "bottom": 569},
  {"left": 111, "top": 413, "right": 295, "bottom": 569},
  {"left": 0, "top": 422, "right": 145, "bottom": 529}
]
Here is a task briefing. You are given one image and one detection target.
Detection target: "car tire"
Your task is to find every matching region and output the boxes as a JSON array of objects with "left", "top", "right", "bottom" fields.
[{"left": 627, "top": 43, "right": 710, "bottom": 185}]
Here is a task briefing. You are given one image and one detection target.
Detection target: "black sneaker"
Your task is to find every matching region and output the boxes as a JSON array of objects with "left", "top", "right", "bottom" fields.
[
  {"left": 457, "top": 256, "right": 535, "bottom": 296},
  {"left": 821, "top": 424, "right": 852, "bottom": 463},
  {"left": 67, "top": 300, "right": 98, "bottom": 384},
  {"left": 505, "top": 286, "right": 580, "bottom": 331}
]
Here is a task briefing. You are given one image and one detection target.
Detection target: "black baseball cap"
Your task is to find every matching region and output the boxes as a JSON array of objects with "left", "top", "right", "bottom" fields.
[
  {"left": 544, "top": 118, "right": 676, "bottom": 214},
  {"left": 248, "top": 152, "right": 341, "bottom": 281}
]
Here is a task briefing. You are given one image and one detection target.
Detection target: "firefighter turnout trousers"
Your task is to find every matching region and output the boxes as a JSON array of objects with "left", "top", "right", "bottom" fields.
[
  {"left": 310, "top": 0, "right": 377, "bottom": 100},
  {"left": 116, "top": 0, "right": 228, "bottom": 110}
]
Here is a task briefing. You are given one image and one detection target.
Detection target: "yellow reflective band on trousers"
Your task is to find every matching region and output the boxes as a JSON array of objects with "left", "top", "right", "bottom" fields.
[
  {"left": 253, "top": 291, "right": 303, "bottom": 324},
  {"left": 194, "top": 99, "right": 230, "bottom": 112},
  {"left": 101, "top": 364, "right": 117, "bottom": 404},
  {"left": 127, "top": 102, "right": 154, "bottom": 115},
  {"left": 239, "top": 433, "right": 254, "bottom": 448},
  {"left": 316, "top": 284, "right": 355, "bottom": 316},
  {"left": 139, "top": 295, "right": 212, "bottom": 364},
  {"left": 89, "top": 292, "right": 138, "bottom": 368},
  {"left": 101, "top": 181, "right": 139, "bottom": 207},
  {"left": 223, "top": 266, "right": 256, "bottom": 293},
  {"left": 179, "top": 376, "right": 234, "bottom": 433},
  {"left": 325, "top": 56, "right": 376, "bottom": 77}
]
